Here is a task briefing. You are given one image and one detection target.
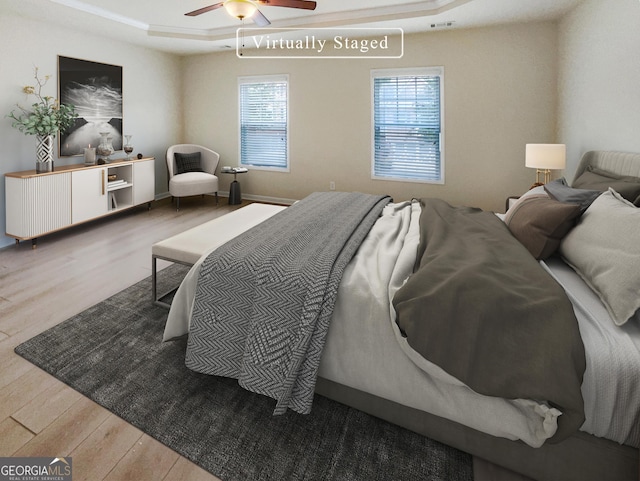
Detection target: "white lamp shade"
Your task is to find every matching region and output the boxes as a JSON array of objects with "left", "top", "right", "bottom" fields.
[
  {"left": 224, "top": 0, "right": 257, "bottom": 19},
  {"left": 525, "top": 144, "right": 566, "bottom": 170}
]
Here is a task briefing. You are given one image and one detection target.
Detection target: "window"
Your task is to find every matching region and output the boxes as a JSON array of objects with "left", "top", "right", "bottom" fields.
[
  {"left": 239, "top": 75, "right": 289, "bottom": 171},
  {"left": 371, "top": 67, "right": 444, "bottom": 183}
]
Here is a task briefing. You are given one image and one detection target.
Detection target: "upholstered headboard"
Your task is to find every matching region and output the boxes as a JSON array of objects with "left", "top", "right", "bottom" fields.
[{"left": 573, "top": 150, "right": 640, "bottom": 183}]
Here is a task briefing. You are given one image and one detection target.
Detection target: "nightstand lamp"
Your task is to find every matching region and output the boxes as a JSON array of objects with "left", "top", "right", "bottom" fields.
[{"left": 525, "top": 143, "right": 566, "bottom": 186}]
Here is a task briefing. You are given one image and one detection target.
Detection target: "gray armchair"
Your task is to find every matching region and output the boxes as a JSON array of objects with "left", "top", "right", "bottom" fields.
[{"left": 166, "top": 144, "right": 220, "bottom": 210}]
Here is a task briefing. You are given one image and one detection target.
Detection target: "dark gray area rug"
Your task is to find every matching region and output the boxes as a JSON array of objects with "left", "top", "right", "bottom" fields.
[{"left": 15, "top": 265, "right": 473, "bottom": 481}]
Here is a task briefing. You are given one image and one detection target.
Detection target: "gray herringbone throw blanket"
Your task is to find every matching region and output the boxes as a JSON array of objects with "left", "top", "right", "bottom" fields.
[{"left": 186, "top": 192, "right": 391, "bottom": 414}]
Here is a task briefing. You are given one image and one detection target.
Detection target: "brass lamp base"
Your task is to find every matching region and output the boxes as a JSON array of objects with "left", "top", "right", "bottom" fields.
[{"left": 535, "top": 168, "right": 551, "bottom": 185}]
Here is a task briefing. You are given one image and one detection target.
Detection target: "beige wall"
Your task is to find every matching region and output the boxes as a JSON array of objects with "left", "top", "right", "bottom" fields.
[
  {"left": 182, "top": 22, "right": 559, "bottom": 211},
  {"left": 558, "top": 0, "right": 640, "bottom": 179},
  {"left": 4, "top": 2, "right": 640, "bottom": 249},
  {"left": 0, "top": 8, "right": 183, "bottom": 248}
]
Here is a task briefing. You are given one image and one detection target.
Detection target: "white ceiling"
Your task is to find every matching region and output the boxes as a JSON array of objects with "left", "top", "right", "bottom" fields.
[{"left": 4, "top": 0, "right": 584, "bottom": 55}]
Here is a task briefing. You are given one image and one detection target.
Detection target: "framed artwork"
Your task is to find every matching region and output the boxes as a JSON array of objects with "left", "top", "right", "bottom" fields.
[{"left": 58, "top": 56, "right": 123, "bottom": 157}]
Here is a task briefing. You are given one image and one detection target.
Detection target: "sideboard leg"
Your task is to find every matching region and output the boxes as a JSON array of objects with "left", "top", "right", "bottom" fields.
[{"left": 31, "top": 238, "right": 37, "bottom": 249}]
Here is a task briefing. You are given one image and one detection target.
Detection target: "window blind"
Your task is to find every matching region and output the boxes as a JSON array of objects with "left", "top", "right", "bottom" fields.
[
  {"left": 239, "top": 79, "right": 288, "bottom": 170},
  {"left": 372, "top": 72, "right": 442, "bottom": 182}
]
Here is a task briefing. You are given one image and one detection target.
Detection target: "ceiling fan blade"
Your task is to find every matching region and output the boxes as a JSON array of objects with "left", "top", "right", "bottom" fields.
[
  {"left": 185, "top": 2, "right": 225, "bottom": 17},
  {"left": 251, "top": 9, "right": 271, "bottom": 26},
  {"left": 257, "top": 0, "right": 316, "bottom": 10}
]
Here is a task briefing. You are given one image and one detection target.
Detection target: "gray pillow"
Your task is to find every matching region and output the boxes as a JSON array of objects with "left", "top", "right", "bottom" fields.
[
  {"left": 544, "top": 178, "right": 601, "bottom": 214},
  {"left": 572, "top": 166, "right": 640, "bottom": 206},
  {"left": 175, "top": 152, "right": 204, "bottom": 174},
  {"left": 560, "top": 189, "right": 640, "bottom": 326}
]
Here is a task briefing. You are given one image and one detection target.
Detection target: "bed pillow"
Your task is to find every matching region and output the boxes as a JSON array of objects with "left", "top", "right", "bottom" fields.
[
  {"left": 544, "top": 178, "right": 602, "bottom": 214},
  {"left": 504, "top": 185, "right": 547, "bottom": 214},
  {"left": 175, "top": 152, "right": 204, "bottom": 174},
  {"left": 504, "top": 193, "right": 582, "bottom": 260},
  {"left": 572, "top": 166, "right": 640, "bottom": 205},
  {"left": 559, "top": 189, "right": 640, "bottom": 326}
]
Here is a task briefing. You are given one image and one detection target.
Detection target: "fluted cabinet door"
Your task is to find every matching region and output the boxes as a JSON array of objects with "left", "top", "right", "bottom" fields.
[{"left": 5, "top": 173, "right": 72, "bottom": 239}]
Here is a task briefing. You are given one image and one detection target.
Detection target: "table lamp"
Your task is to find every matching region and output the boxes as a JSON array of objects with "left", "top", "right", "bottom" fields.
[{"left": 525, "top": 144, "right": 566, "bottom": 185}]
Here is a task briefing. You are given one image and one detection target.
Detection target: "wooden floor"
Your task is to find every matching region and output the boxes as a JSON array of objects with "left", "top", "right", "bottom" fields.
[{"left": 0, "top": 195, "right": 244, "bottom": 481}]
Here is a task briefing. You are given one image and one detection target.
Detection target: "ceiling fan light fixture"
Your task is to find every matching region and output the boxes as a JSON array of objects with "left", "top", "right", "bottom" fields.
[{"left": 224, "top": 0, "right": 257, "bottom": 20}]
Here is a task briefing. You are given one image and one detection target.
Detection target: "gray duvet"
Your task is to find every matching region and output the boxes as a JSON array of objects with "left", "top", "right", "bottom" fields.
[{"left": 393, "top": 198, "right": 586, "bottom": 441}]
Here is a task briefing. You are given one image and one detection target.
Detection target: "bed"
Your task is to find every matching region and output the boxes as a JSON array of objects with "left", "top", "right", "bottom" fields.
[{"left": 163, "top": 150, "right": 640, "bottom": 481}]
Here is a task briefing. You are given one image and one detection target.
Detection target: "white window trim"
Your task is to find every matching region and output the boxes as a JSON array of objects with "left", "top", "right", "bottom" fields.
[
  {"left": 238, "top": 74, "right": 290, "bottom": 173},
  {"left": 370, "top": 66, "right": 445, "bottom": 185}
]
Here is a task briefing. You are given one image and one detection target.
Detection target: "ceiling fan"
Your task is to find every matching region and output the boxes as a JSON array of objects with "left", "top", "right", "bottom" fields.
[{"left": 185, "top": 0, "right": 317, "bottom": 27}]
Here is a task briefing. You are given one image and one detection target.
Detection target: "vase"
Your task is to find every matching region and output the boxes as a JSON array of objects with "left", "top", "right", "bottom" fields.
[
  {"left": 123, "top": 135, "right": 134, "bottom": 160},
  {"left": 96, "top": 132, "right": 115, "bottom": 164},
  {"left": 35, "top": 135, "right": 54, "bottom": 173}
]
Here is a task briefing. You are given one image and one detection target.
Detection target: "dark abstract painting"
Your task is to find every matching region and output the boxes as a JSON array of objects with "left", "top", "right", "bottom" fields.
[{"left": 58, "top": 56, "right": 123, "bottom": 157}]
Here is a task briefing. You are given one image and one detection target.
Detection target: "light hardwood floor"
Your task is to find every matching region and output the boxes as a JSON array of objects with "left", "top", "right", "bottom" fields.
[{"left": 0, "top": 195, "right": 243, "bottom": 481}]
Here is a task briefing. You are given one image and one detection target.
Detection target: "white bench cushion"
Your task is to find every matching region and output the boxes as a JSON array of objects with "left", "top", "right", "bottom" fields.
[{"left": 152, "top": 203, "right": 287, "bottom": 265}]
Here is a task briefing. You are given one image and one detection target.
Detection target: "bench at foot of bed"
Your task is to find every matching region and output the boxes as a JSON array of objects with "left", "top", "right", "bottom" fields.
[{"left": 151, "top": 203, "right": 288, "bottom": 308}]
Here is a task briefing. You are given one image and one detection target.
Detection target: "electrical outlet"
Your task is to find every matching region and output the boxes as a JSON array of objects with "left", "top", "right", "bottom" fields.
[{"left": 329, "top": 181, "right": 336, "bottom": 191}]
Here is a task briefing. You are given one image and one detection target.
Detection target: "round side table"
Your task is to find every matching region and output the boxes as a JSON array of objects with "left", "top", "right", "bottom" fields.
[{"left": 222, "top": 168, "right": 248, "bottom": 205}]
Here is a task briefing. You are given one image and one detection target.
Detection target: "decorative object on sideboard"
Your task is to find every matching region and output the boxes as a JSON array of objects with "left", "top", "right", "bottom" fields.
[
  {"left": 83, "top": 145, "right": 96, "bottom": 165},
  {"left": 7, "top": 67, "right": 77, "bottom": 173},
  {"left": 525, "top": 143, "right": 566, "bottom": 187},
  {"left": 58, "top": 56, "right": 123, "bottom": 157},
  {"left": 35, "top": 135, "right": 55, "bottom": 173},
  {"left": 137, "top": 153, "right": 143, "bottom": 159},
  {"left": 123, "top": 135, "right": 134, "bottom": 160},
  {"left": 96, "top": 131, "right": 115, "bottom": 164}
]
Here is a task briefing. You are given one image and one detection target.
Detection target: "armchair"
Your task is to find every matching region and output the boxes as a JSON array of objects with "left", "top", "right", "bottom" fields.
[{"left": 166, "top": 144, "right": 220, "bottom": 210}]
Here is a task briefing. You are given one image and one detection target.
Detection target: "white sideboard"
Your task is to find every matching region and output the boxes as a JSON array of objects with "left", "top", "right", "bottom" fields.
[{"left": 5, "top": 157, "right": 155, "bottom": 248}]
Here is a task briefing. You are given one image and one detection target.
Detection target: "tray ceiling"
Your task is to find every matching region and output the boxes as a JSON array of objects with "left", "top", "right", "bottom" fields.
[{"left": 3, "top": 0, "right": 584, "bottom": 55}]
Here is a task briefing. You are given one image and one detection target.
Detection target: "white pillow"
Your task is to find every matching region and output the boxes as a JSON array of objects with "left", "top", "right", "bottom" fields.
[{"left": 560, "top": 189, "right": 640, "bottom": 326}]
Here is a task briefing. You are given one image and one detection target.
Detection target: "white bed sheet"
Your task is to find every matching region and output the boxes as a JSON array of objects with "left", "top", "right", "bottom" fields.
[
  {"left": 163, "top": 201, "right": 640, "bottom": 449},
  {"left": 542, "top": 258, "right": 640, "bottom": 447}
]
